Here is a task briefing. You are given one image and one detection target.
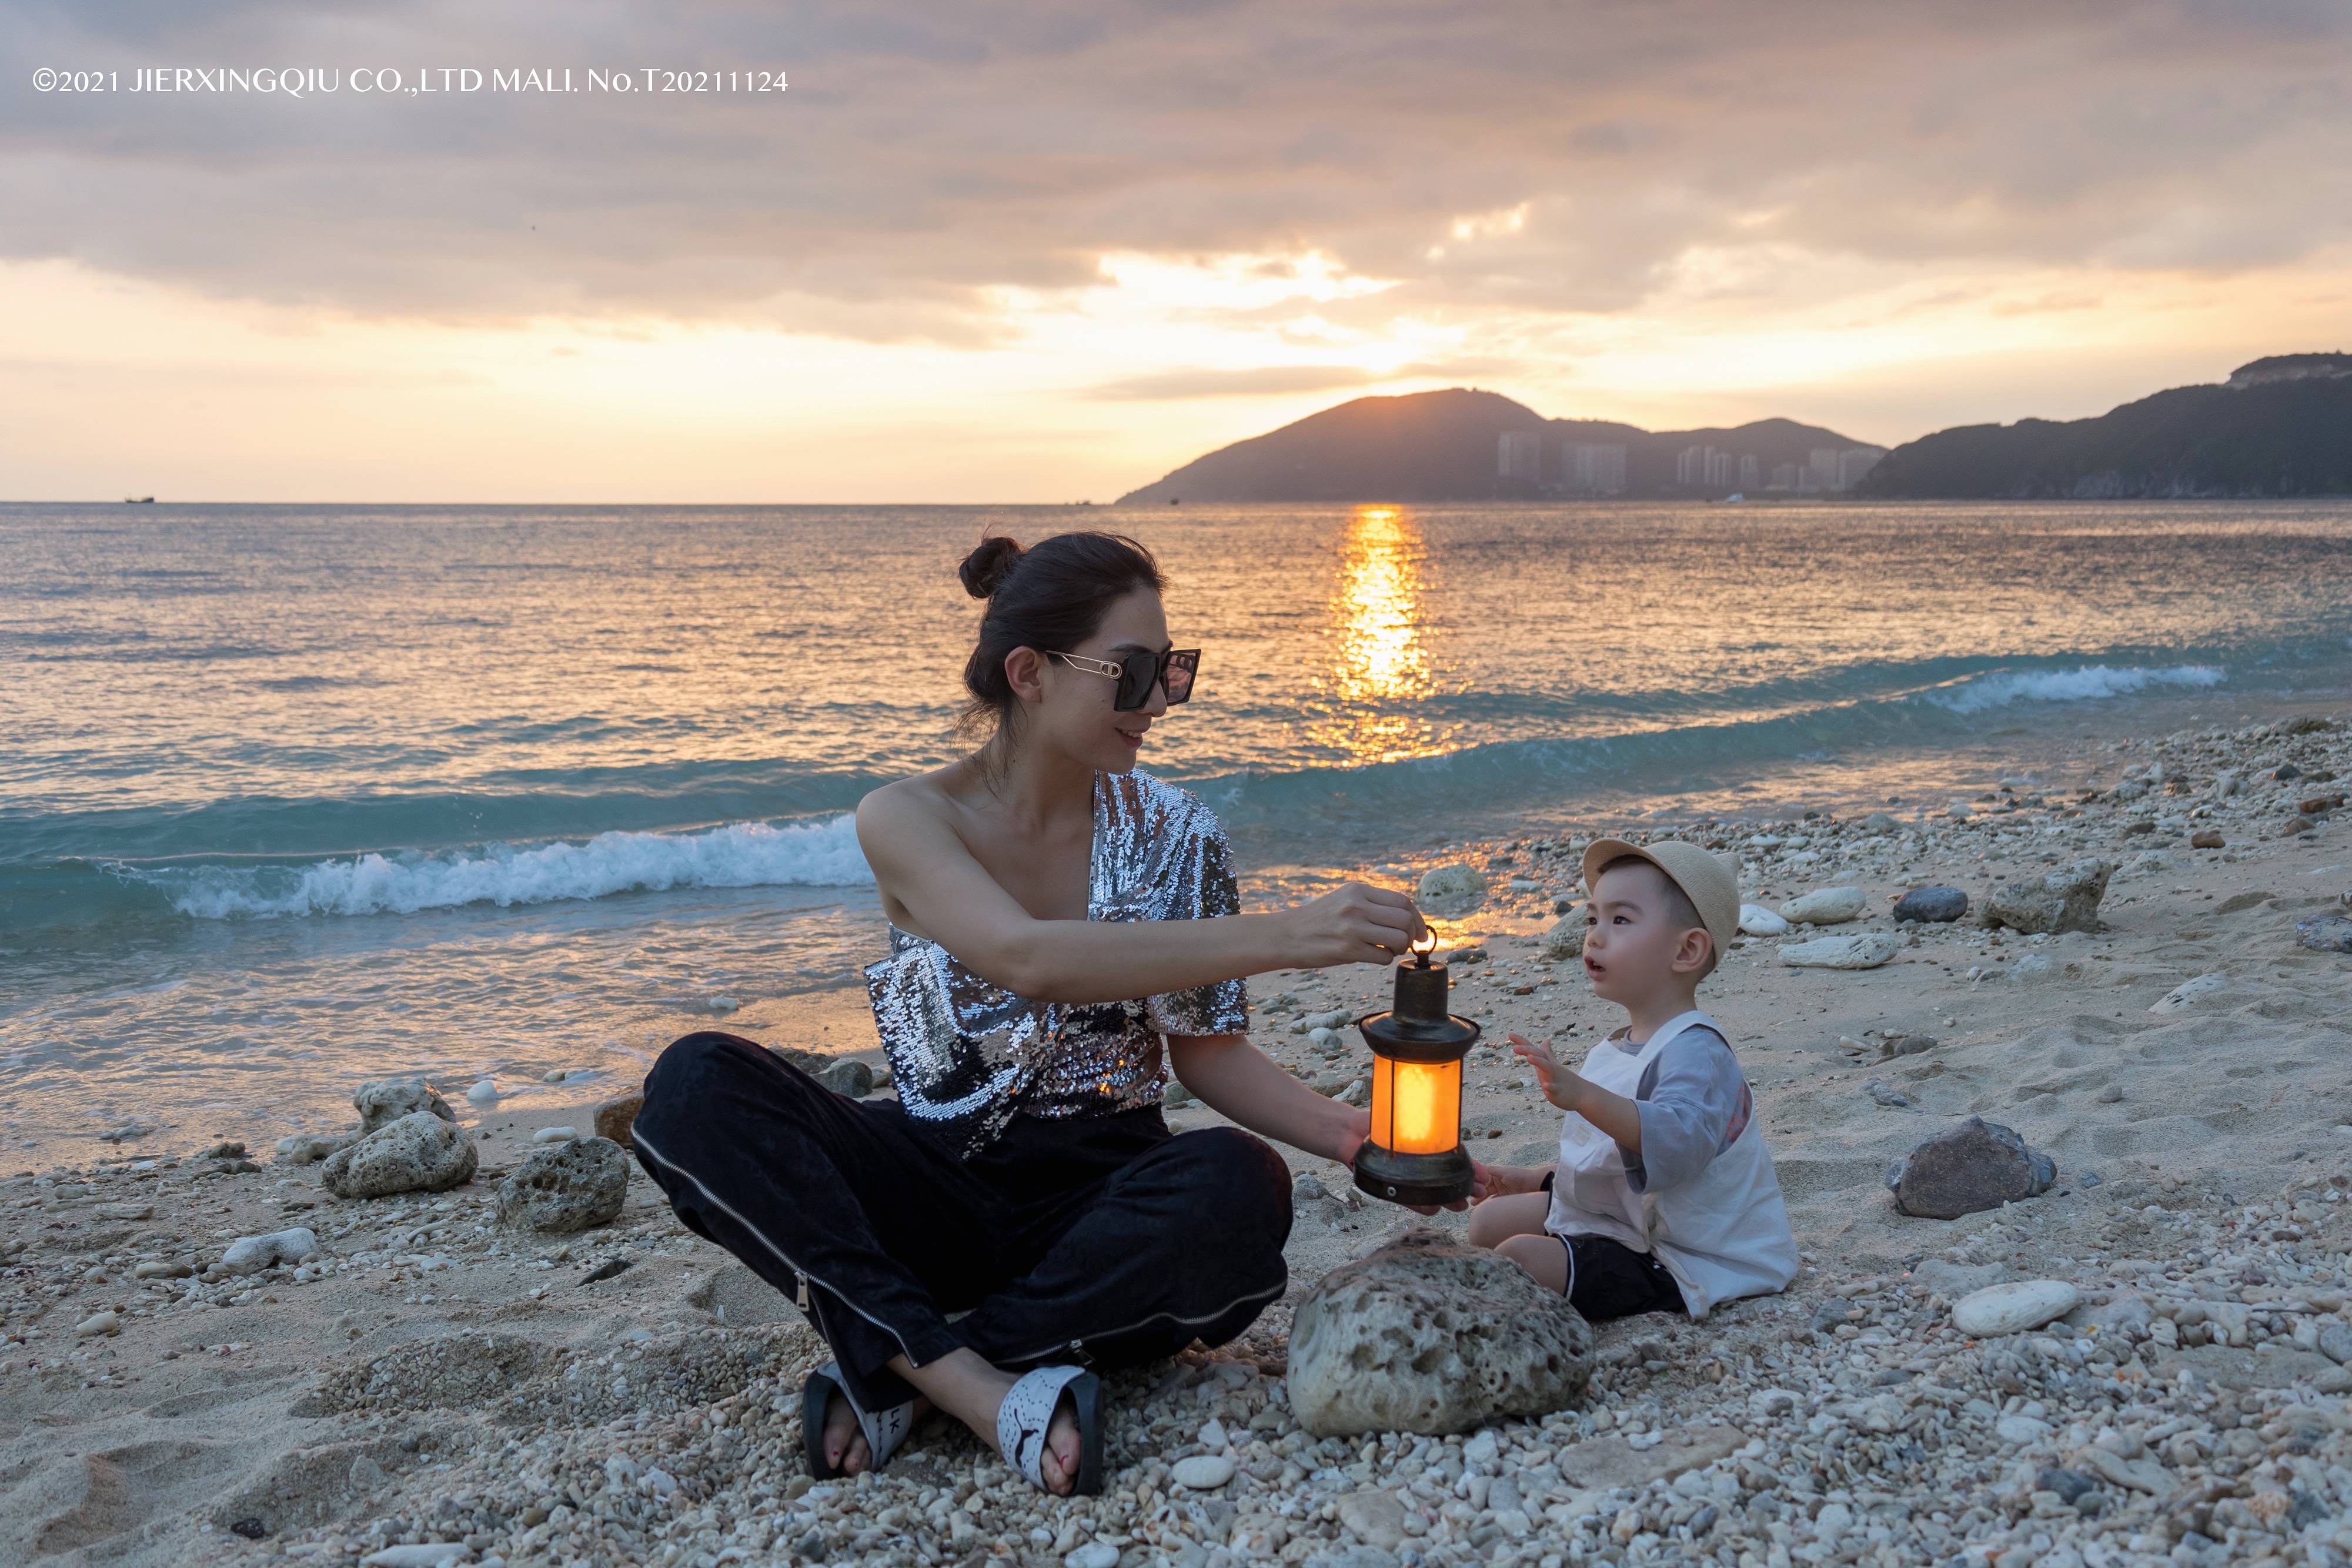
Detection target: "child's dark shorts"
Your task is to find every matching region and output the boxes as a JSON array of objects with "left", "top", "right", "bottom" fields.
[{"left": 1540, "top": 1171, "right": 1686, "bottom": 1321}]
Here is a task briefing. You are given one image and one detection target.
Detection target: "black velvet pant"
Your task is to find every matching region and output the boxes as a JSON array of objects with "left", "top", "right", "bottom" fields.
[{"left": 631, "top": 1031, "right": 1294, "bottom": 1413}]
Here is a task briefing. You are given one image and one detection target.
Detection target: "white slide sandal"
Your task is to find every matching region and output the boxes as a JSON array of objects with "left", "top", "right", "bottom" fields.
[
  {"left": 801, "top": 1360, "right": 917, "bottom": 1479},
  {"left": 994, "top": 1363, "right": 1104, "bottom": 1496}
]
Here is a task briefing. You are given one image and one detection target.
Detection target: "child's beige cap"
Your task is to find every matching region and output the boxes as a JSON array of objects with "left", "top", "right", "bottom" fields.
[{"left": 1579, "top": 838, "right": 1741, "bottom": 961}]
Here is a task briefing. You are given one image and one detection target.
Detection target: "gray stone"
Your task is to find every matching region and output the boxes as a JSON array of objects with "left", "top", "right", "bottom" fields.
[
  {"left": 2296, "top": 915, "right": 2352, "bottom": 954},
  {"left": 2150, "top": 972, "right": 2230, "bottom": 1014},
  {"left": 1883, "top": 1116, "right": 2056, "bottom": 1219},
  {"left": 1171, "top": 1454, "right": 1235, "bottom": 1490},
  {"left": 320, "top": 1110, "right": 479, "bottom": 1199},
  {"left": 1539, "top": 915, "right": 1585, "bottom": 960},
  {"left": 1878, "top": 1034, "right": 1937, "bottom": 1059},
  {"left": 276, "top": 1133, "right": 355, "bottom": 1165},
  {"left": 816, "top": 1059, "right": 874, "bottom": 1098},
  {"left": 1980, "top": 858, "right": 2113, "bottom": 935},
  {"left": 1782, "top": 887, "right": 1867, "bottom": 925},
  {"left": 1335, "top": 1488, "right": 1409, "bottom": 1550},
  {"left": 1893, "top": 885, "right": 1969, "bottom": 923},
  {"left": 1287, "top": 1229, "right": 1592, "bottom": 1435},
  {"left": 1780, "top": 932, "right": 1900, "bottom": 969},
  {"left": 593, "top": 1094, "right": 642, "bottom": 1148},
  {"left": 1912, "top": 1259, "right": 2006, "bottom": 1297},
  {"left": 222, "top": 1226, "right": 319, "bottom": 1274},
  {"left": 1862, "top": 813, "right": 1900, "bottom": 835},
  {"left": 1417, "top": 865, "right": 1488, "bottom": 918},
  {"left": 2067, "top": 1291, "right": 2154, "bottom": 1338},
  {"left": 2036, "top": 1466, "right": 2096, "bottom": 1504},
  {"left": 1952, "top": 1279, "right": 2080, "bottom": 1336},
  {"left": 353, "top": 1078, "right": 456, "bottom": 1135},
  {"left": 2317, "top": 1321, "right": 2352, "bottom": 1366},
  {"left": 1738, "top": 904, "right": 1790, "bottom": 937},
  {"left": 1555, "top": 1425, "right": 1748, "bottom": 1508},
  {"left": 497, "top": 1135, "right": 629, "bottom": 1232}
]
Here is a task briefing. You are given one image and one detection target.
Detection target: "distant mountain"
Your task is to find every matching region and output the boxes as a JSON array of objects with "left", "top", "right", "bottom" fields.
[
  {"left": 1860, "top": 354, "right": 2352, "bottom": 499},
  {"left": 1114, "top": 389, "right": 1877, "bottom": 503}
]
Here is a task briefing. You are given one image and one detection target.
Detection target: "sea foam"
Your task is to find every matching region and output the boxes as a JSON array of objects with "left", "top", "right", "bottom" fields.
[
  {"left": 1927, "top": 663, "right": 2223, "bottom": 716},
  {"left": 134, "top": 814, "right": 873, "bottom": 920}
]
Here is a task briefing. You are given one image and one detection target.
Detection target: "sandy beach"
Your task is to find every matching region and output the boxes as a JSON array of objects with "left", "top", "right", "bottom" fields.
[{"left": 8, "top": 708, "right": 2352, "bottom": 1568}]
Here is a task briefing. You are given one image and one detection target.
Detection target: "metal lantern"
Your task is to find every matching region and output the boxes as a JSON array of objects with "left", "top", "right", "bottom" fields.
[{"left": 1351, "top": 942, "right": 1481, "bottom": 1206}]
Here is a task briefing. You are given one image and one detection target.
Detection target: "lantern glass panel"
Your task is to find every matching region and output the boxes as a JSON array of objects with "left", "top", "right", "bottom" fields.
[{"left": 1369, "top": 1054, "right": 1460, "bottom": 1156}]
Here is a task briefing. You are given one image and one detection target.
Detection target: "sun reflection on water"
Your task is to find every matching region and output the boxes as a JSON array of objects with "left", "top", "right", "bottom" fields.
[{"left": 1309, "top": 504, "right": 1449, "bottom": 764}]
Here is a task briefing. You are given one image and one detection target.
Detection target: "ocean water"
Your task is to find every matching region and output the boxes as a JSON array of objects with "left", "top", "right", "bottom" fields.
[{"left": 6, "top": 499, "right": 2351, "bottom": 1158}]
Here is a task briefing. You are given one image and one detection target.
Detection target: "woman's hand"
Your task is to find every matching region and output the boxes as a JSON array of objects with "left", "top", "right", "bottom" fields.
[{"left": 1285, "top": 881, "right": 1429, "bottom": 968}]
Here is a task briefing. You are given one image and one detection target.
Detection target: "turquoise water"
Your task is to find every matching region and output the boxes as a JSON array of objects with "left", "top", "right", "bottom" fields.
[{"left": 5, "top": 500, "right": 2351, "bottom": 1156}]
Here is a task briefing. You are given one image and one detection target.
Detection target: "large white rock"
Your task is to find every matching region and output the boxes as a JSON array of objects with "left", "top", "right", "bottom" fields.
[
  {"left": 1780, "top": 887, "right": 1866, "bottom": 925},
  {"left": 352, "top": 1078, "right": 455, "bottom": 1134},
  {"left": 1171, "top": 1454, "right": 1235, "bottom": 1490},
  {"left": 1980, "top": 858, "right": 2113, "bottom": 935},
  {"left": 497, "top": 1135, "right": 629, "bottom": 1232},
  {"left": 2150, "top": 972, "right": 2230, "bottom": 1014},
  {"left": 321, "top": 1110, "right": 479, "bottom": 1199},
  {"left": 1417, "top": 864, "right": 1488, "bottom": 918},
  {"left": 1951, "top": 1279, "right": 2081, "bottom": 1338},
  {"left": 1288, "top": 1229, "right": 1592, "bottom": 1435},
  {"left": 1738, "top": 904, "right": 1790, "bottom": 937},
  {"left": 1779, "top": 932, "right": 1900, "bottom": 970}
]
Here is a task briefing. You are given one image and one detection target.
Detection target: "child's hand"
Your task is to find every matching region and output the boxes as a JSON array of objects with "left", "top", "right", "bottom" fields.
[{"left": 1509, "top": 1032, "right": 1588, "bottom": 1114}]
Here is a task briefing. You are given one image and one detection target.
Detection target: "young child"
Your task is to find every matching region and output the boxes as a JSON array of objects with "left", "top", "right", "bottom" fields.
[{"left": 1468, "top": 838, "right": 1796, "bottom": 1321}]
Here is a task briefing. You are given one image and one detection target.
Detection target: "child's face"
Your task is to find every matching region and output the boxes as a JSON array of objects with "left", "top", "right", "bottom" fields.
[{"left": 1582, "top": 862, "right": 1712, "bottom": 1006}]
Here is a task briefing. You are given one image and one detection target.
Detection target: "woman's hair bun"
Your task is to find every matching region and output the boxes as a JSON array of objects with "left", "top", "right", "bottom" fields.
[{"left": 958, "top": 534, "right": 1025, "bottom": 599}]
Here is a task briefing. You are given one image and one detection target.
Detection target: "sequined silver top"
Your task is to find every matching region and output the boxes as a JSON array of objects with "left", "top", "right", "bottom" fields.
[{"left": 863, "top": 768, "right": 1249, "bottom": 1156}]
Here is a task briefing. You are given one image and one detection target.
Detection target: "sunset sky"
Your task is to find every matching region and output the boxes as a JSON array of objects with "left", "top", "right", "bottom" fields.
[{"left": 6, "top": 1, "right": 2350, "bottom": 503}]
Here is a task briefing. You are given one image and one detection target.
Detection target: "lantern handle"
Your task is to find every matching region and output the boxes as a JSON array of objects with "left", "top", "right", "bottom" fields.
[{"left": 1408, "top": 929, "right": 1437, "bottom": 965}]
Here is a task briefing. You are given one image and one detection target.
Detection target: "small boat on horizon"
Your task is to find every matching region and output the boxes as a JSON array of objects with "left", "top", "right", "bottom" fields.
[{"left": 125, "top": 495, "right": 155, "bottom": 503}]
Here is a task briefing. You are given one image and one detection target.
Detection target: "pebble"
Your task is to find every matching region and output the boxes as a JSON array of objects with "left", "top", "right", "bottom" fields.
[
  {"left": 2191, "top": 828, "right": 2226, "bottom": 848},
  {"left": 1892, "top": 884, "right": 1969, "bottom": 922},
  {"left": 533, "top": 1126, "right": 577, "bottom": 1144},
  {"left": 1780, "top": 886, "right": 1866, "bottom": 925},
  {"left": 816, "top": 1058, "right": 875, "bottom": 1098},
  {"left": 1064, "top": 1544, "right": 1119, "bottom": 1568},
  {"left": 466, "top": 1077, "right": 500, "bottom": 1106},
  {"left": 2295, "top": 914, "right": 2352, "bottom": 953},
  {"left": 1737, "top": 903, "right": 1790, "bottom": 937},
  {"left": 75, "top": 1310, "right": 121, "bottom": 1338},
  {"left": 2150, "top": 972, "right": 2230, "bottom": 1013},
  {"left": 1779, "top": 931, "right": 1899, "bottom": 969},
  {"left": 222, "top": 1226, "right": 319, "bottom": 1274},
  {"left": 359, "top": 1547, "right": 469, "bottom": 1568},
  {"left": 1171, "top": 1453, "right": 1235, "bottom": 1489},
  {"left": 1951, "top": 1279, "right": 2082, "bottom": 1336}
]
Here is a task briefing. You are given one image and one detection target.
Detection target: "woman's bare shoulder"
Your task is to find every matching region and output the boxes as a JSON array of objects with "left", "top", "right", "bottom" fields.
[{"left": 856, "top": 767, "right": 975, "bottom": 853}]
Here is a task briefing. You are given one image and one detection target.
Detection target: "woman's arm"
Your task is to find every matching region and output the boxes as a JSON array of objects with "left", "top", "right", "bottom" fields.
[
  {"left": 1166, "top": 1033, "right": 1367, "bottom": 1165},
  {"left": 857, "top": 790, "right": 1424, "bottom": 1004},
  {"left": 1166, "top": 1034, "right": 1478, "bottom": 1212}
]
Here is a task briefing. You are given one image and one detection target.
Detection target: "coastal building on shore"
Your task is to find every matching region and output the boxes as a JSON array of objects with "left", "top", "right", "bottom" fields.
[
  {"left": 1498, "top": 431, "right": 1544, "bottom": 486},
  {"left": 1562, "top": 442, "right": 1628, "bottom": 494}
]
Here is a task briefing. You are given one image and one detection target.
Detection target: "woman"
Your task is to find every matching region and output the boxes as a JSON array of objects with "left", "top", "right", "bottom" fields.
[{"left": 630, "top": 531, "right": 1430, "bottom": 1498}]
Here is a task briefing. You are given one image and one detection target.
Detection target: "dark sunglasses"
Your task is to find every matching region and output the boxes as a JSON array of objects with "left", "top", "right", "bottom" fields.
[{"left": 1048, "top": 647, "right": 1200, "bottom": 710}]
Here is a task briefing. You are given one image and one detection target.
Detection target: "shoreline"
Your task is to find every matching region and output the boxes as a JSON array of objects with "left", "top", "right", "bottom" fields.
[{"left": 7, "top": 707, "right": 2352, "bottom": 1567}]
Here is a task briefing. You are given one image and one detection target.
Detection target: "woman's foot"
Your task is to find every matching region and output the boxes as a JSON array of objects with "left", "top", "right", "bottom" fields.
[
  {"left": 819, "top": 1389, "right": 932, "bottom": 1475},
  {"left": 884, "top": 1349, "right": 1085, "bottom": 1495}
]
